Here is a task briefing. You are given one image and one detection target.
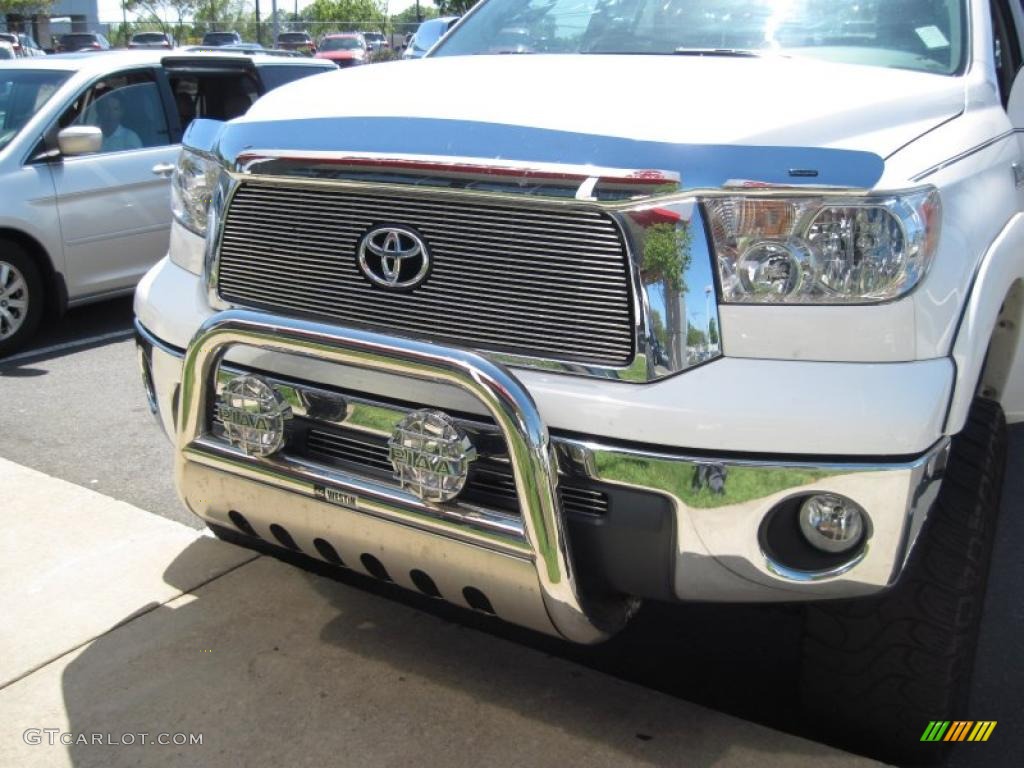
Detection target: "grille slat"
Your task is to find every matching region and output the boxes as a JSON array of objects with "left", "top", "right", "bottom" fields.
[
  {"left": 217, "top": 183, "right": 635, "bottom": 366},
  {"left": 221, "top": 236, "right": 633, "bottom": 277},
  {"left": 215, "top": 283, "right": 633, "bottom": 360},
  {"left": 226, "top": 205, "right": 625, "bottom": 244},
  {"left": 223, "top": 223, "right": 628, "bottom": 262},
  {"left": 217, "top": 267, "right": 632, "bottom": 326},
  {"left": 218, "top": 256, "right": 632, "bottom": 301}
]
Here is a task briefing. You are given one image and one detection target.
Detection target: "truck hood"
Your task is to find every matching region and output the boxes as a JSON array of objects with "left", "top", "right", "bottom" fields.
[{"left": 246, "top": 54, "right": 966, "bottom": 157}]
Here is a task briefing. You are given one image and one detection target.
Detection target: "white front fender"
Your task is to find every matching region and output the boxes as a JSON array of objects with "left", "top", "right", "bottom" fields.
[{"left": 948, "top": 212, "right": 1024, "bottom": 431}]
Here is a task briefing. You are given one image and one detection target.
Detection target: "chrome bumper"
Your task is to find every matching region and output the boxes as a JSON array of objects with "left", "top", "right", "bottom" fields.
[{"left": 138, "top": 311, "right": 950, "bottom": 641}]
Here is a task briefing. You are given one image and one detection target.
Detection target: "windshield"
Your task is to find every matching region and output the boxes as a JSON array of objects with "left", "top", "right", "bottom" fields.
[
  {"left": 278, "top": 33, "right": 309, "bottom": 42},
  {"left": 434, "top": 0, "right": 967, "bottom": 75},
  {"left": 0, "top": 70, "right": 71, "bottom": 153},
  {"left": 132, "top": 33, "right": 168, "bottom": 43},
  {"left": 321, "top": 37, "right": 364, "bottom": 51}
]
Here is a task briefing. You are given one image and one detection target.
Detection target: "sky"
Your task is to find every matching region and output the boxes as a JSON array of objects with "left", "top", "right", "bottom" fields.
[{"left": 96, "top": 0, "right": 424, "bottom": 24}]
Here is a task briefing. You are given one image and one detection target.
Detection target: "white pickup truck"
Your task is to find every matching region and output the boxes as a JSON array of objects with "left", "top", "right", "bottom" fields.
[{"left": 135, "top": 1, "right": 1024, "bottom": 761}]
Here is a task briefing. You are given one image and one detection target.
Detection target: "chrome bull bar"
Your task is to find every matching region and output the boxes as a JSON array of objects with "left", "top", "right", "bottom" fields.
[{"left": 177, "top": 309, "right": 628, "bottom": 644}]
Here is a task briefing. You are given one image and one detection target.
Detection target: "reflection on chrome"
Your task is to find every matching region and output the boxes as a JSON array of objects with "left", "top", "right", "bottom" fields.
[{"left": 622, "top": 201, "right": 722, "bottom": 379}]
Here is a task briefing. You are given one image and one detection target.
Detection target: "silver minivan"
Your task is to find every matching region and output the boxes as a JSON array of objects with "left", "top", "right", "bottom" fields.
[{"left": 0, "top": 50, "right": 334, "bottom": 355}]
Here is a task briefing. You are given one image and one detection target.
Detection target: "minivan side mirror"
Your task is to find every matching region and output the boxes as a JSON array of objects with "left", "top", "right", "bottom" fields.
[{"left": 57, "top": 126, "right": 103, "bottom": 156}]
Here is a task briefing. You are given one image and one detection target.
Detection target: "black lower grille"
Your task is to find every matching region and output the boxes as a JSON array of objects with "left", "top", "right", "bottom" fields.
[{"left": 304, "top": 426, "right": 608, "bottom": 517}]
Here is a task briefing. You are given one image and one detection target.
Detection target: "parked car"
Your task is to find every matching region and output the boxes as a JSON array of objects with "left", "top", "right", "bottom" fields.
[
  {"left": 129, "top": 32, "right": 176, "bottom": 50},
  {"left": 200, "top": 31, "right": 243, "bottom": 47},
  {"left": 0, "top": 41, "right": 14, "bottom": 60},
  {"left": 401, "top": 16, "right": 459, "bottom": 59},
  {"left": 137, "top": 0, "right": 1024, "bottom": 765},
  {"left": 362, "top": 31, "right": 388, "bottom": 52},
  {"left": 314, "top": 33, "right": 367, "bottom": 67},
  {"left": 56, "top": 33, "right": 111, "bottom": 53},
  {"left": 0, "top": 50, "right": 334, "bottom": 355},
  {"left": 0, "top": 32, "right": 45, "bottom": 57},
  {"left": 275, "top": 31, "right": 316, "bottom": 55}
]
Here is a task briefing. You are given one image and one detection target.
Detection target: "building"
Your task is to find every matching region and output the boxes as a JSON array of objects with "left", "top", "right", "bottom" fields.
[{"left": 3, "top": 0, "right": 100, "bottom": 49}]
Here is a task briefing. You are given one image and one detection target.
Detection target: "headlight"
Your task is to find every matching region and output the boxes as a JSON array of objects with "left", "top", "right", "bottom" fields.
[
  {"left": 170, "top": 147, "right": 221, "bottom": 238},
  {"left": 705, "top": 188, "right": 940, "bottom": 304}
]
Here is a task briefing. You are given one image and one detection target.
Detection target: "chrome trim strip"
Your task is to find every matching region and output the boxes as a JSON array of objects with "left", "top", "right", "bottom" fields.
[
  {"left": 236, "top": 149, "right": 682, "bottom": 192},
  {"left": 177, "top": 309, "right": 625, "bottom": 642},
  {"left": 910, "top": 130, "right": 1015, "bottom": 182},
  {"left": 135, "top": 318, "right": 184, "bottom": 359}
]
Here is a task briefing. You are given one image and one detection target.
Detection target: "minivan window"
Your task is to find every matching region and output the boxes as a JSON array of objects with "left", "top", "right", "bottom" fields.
[
  {"left": 0, "top": 70, "right": 71, "bottom": 153},
  {"left": 259, "top": 65, "right": 333, "bottom": 90},
  {"left": 414, "top": 18, "right": 456, "bottom": 51}
]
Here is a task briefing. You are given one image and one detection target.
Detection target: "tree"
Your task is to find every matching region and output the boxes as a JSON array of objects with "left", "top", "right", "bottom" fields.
[
  {"left": 435, "top": 0, "right": 475, "bottom": 15},
  {"left": 0, "top": 0, "right": 54, "bottom": 17},
  {"left": 686, "top": 324, "right": 707, "bottom": 348},
  {"left": 391, "top": 3, "right": 437, "bottom": 25},
  {"left": 708, "top": 317, "right": 719, "bottom": 346},
  {"left": 122, "top": 0, "right": 197, "bottom": 34},
  {"left": 640, "top": 221, "right": 693, "bottom": 370},
  {"left": 303, "top": 0, "right": 385, "bottom": 24}
]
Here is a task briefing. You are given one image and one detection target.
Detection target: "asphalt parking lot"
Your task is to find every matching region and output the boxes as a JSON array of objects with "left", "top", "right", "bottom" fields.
[{"left": 1, "top": 299, "right": 1022, "bottom": 767}]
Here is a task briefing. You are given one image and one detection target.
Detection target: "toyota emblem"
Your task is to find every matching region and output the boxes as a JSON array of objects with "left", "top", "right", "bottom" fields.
[{"left": 357, "top": 226, "right": 431, "bottom": 289}]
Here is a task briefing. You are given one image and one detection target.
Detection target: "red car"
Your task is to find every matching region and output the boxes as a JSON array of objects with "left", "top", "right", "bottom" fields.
[{"left": 315, "top": 33, "right": 367, "bottom": 68}]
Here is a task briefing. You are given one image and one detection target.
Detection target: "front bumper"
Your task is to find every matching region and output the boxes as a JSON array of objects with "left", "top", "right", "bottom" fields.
[{"left": 138, "top": 309, "right": 949, "bottom": 642}]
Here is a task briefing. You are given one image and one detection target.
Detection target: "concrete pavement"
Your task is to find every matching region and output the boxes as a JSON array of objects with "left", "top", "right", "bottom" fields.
[{"left": 0, "top": 457, "right": 884, "bottom": 768}]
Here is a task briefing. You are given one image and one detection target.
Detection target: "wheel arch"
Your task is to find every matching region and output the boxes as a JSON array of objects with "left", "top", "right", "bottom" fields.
[
  {"left": 947, "top": 212, "right": 1024, "bottom": 432},
  {"left": 0, "top": 227, "right": 67, "bottom": 318}
]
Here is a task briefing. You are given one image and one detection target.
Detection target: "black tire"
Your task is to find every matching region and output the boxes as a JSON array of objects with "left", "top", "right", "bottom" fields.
[
  {"left": 0, "top": 240, "right": 45, "bottom": 358},
  {"left": 799, "top": 397, "right": 1007, "bottom": 766}
]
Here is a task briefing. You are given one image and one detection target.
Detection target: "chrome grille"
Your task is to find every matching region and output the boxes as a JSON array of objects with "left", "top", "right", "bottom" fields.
[{"left": 215, "top": 183, "right": 635, "bottom": 366}]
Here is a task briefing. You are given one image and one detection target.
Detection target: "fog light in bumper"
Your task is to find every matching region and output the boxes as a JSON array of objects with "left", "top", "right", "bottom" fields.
[{"left": 798, "top": 493, "right": 866, "bottom": 553}]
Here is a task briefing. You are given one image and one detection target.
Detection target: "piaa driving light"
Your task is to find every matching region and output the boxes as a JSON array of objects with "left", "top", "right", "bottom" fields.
[
  {"left": 170, "top": 147, "right": 221, "bottom": 237},
  {"left": 705, "top": 188, "right": 940, "bottom": 303}
]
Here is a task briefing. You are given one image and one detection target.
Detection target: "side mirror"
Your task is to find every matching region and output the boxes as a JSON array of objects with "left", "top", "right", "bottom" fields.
[{"left": 57, "top": 125, "right": 102, "bottom": 156}]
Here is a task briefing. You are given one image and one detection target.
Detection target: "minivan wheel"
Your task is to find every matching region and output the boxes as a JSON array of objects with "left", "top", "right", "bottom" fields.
[
  {"left": 0, "top": 241, "right": 44, "bottom": 358},
  {"left": 798, "top": 397, "right": 1007, "bottom": 766}
]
